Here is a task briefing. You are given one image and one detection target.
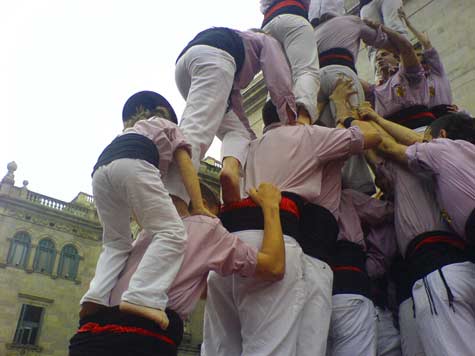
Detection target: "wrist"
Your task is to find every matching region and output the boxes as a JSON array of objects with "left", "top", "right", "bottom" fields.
[{"left": 261, "top": 204, "right": 280, "bottom": 214}]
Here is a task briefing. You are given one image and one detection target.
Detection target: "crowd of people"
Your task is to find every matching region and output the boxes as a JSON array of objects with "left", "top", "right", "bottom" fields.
[{"left": 68, "top": 0, "right": 475, "bottom": 355}]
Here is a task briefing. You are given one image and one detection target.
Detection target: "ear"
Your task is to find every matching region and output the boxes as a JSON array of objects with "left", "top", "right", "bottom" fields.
[{"left": 439, "top": 129, "right": 448, "bottom": 138}]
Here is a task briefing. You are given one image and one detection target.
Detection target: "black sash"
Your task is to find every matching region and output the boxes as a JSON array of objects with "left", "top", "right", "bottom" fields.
[
  {"left": 330, "top": 240, "right": 370, "bottom": 298},
  {"left": 405, "top": 231, "right": 469, "bottom": 289},
  {"left": 176, "top": 27, "right": 245, "bottom": 76},
  {"left": 386, "top": 105, "right": 436, "bottom": 130},
  {"left": 465, "top": 207, "right": 475, "bottom": 243},
  {"left": 319, "top": 48, "right": 357, "bottom": 74},
  {"left": 430, "top": 104, "right": 456, "bottom": 119},
  {"left": 69, "top": 307, "right": 183, "bottom": 356},
  {"left": 92, "top": 133, "right": 160, "bottom": 177},
  {"left": 262, "top": 0, "right": 309, "bottom": 27}
]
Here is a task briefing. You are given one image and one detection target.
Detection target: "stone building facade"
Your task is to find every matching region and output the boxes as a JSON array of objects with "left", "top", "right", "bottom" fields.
[{"left": 0, "top": 159, "right": 220, "bottom": 356}]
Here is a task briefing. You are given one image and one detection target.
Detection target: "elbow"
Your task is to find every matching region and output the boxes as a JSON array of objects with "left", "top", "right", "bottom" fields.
[
  {"left": 364, "top": 133, "right": 382, "bottom": 149},
  {"left": 262, "top": 263, "right": 285, "bottom": 282}
]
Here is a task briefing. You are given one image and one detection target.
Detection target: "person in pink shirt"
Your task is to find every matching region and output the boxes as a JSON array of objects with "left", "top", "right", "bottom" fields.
[
  {"left": 79, "top": 91, "right": 211, "bottom": 329},
  {"left": 327, "top": 189, "right": 393, "bottom": 356},
  {"left": 69, "top": 183, "right": 286, "bottom": 356},
  {"left": 166, "top": 27, "right": 297, "bottom": 206},
  {"left": 359, "top": 108, "right": 475, "bottom": 356}
]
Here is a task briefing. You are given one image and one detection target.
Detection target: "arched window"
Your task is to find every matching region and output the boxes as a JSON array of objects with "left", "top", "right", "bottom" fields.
[
  {"left": 57, "top": 245, "right": 79, "bottom": 280},
  {"left": 7, "top": 232, "right": 31, "bottom": 268},
  {"left": 33, "top": 239, "right": 56, "bottom": 274}
]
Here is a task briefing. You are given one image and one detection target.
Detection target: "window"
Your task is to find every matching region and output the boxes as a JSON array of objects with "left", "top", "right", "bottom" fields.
[
  {"left": 33, "top": 239, "right": 56, "bottom": 274},
  {"left": 13, "top": 304, "right": 44, "bottom": 346},
  {"left": 57, "top": 244, "right": 79, "bottom": 280},
  {"left": 7, "top": 232, "right": 31, "bottom": 268}
]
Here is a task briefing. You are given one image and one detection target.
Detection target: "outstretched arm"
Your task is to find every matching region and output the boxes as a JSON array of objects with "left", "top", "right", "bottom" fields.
[
  {"left": 358, "top": 103, "right": 423, "bottom": 145},
  {"left": 174, "top": 148, "right": 215, "bottom": 217},
  {"left": 398, "top": 8, "right": 432, "bottom": 50},
  {"left": 249, "top": 183, "right": 285, "bottom": 281}
]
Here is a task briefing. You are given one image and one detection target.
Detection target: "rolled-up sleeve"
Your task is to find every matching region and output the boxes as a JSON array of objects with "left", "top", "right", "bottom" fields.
[
  {"left": 423, "top": 48, "right": 444, "bottom": 76},
  {"left": 406, "top": 142, "right": 436, "bottom": 174},
  {"left": 207, "top": 223, "right": 258, "bottom": 278},
  {"left": 360, "top": 22, "right": 390, "bottom": 50},
  {"left": 313, "top": 125, "right": 365, "bottom": 163},
  {"left": 260, "top": 36, "right": 297, "bottom": 124},
  {"left": 167, "top": 125, "right": 192, "bottom": 157}
]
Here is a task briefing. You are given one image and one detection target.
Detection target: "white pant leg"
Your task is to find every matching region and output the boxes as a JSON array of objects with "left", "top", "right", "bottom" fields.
[
  {"left": 165, "top": 45, "right": 236, "bottom": 203},
  {"left": 235, "top": 231, "right": 307, "bottom": 356},
  {"left": 202, "top": 271, "right": 243, "bottom": 356},
  {"left": 297, "top": 255, "right": 333, "bottom": 356},
  {"left": 398, "top": 298, "right": 426, "bottom": 356},
  {"left": 80, "top": 163, "right": 135, "bottom": 306},
  {"left": 217, "top": 109, "right": 252, "bottom": 168},
  {"left": 118, "top": 160, "right": 186, "bottom": 310},
  {"left": 412, "top": 262, "right": 475, "bottom": 356},
  {"left": 380, "top": 0, "right": 408, "bottom": 37},
  {"left": 264, "top": 14, "right": 320, "bottom": 123},
  {"left": 328, "top": 294, "right": 378, "bottom": 356},
  {"left": 375, "top": 307, "right": 402, "bottom": 356},
  {"left": 309, "top": 0, "right": 345, "bottom": 20}
]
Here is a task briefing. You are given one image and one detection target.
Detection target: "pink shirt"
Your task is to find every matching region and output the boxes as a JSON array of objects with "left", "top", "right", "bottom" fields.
[
  {"left": 423, "top": 48, "right": 453, "bottom": 108},
  {"left": 123, "top": 116, "right": 191, "bottom": 177},
  {"left": 244, "top": 123, "right": 364, "bottom": 211},
  {"left": 109, "top": 216, "right": 258, "bottom": 320},
  {"left": 232, "top": 30, "right": 297, "bottom": 129},
  {"left": 315, "top": 15, "right": 389, "bottom": 63},
  {"left": 337, "top": 189, "right": 393, "bottom": 249},
  {"left": 365, "top": 223, "right": 398, "bottom": 279},
  {"left": 374, "top": 65, "right": 430, "bottom": 118},
  {"left": 377, "top": 160, "right": 450, "bottom": 256},
  {"left": 406, "top": 139, "right": 475, "bottom": 239}
]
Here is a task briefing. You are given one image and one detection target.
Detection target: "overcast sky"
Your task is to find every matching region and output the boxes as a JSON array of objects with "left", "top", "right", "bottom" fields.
[{"left": 1, "top": 1, "right": 263, "bottom": 201}]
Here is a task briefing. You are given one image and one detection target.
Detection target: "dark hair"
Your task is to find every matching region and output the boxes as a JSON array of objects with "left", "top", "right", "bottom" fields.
[
  {"left": 319, "top": 12, "right": 338, "bottom": 25},
  {"left": 122, "top": 91, "right": 178, "bottom": 124},
  {"left": 429, "top": 112, "right": 475, "bottom": 143},
  {"left": 262, "top": 100, "right": 280, "bottom": 127}
]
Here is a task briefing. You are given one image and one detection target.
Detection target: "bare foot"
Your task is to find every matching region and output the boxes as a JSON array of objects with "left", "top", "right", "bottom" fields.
[
  {"left": 79, "top": 302, "right": 106, "bottom": 319},
  {"left": 119, "top": 301, "right": 169, "bottom": 330},
  {"left": 220, "top": 169, "right": 241, "bottom": 204}
]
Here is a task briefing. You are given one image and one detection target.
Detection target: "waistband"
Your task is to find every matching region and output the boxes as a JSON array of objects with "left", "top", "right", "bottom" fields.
[
  {"left": 405, "top": 231, "right": 469, "bottom": 288},
  {"left": 262, "top": 0, "right": 308, "bottom": 27},
  {"left": 69, "top": 307, "right": 182, "bottom": 356},
  {"left": 430, "top": 104, "right": 457, "bottom": 119},
  {"left": 319, "top": 48, "right": 357, "bottom": 74},
  {"left": 386, "top": 105, "right": 436, "bottom": 130},
  {"left": 92, "top": 133, "right": 160, "bottom": 177},
  {"left": 369, "top": 275, "right": 389, "bottom": 310},
  {"left": 330, "top": 241, "right": 370, "bottom": 297}
]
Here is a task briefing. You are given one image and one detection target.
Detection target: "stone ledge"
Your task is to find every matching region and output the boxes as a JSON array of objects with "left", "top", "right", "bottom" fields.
[{"left": 6, "top": 343, "right": 43, "bottom": 352}]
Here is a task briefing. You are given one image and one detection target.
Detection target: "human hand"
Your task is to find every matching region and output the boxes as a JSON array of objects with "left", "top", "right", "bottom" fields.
[
  {"left": 330, "top": 77, "right": 358, "bottom": 105},
  {"left": 248, "top": 183, "right": 281, "bottom": 210},
  {"left": 358, "top": 102, "right": 380, "bottom": 122}
]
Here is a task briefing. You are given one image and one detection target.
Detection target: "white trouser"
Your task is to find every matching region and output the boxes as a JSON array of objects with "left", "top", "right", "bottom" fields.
[
  {"left": 309, "top": 0, "right": 345, "bottom": 21},
  {"left": 166, "top": 45, "right": 253, "bottom": 203},
  {"left": 398, "top": 298, "right": 426, "bottom": 356},
  {"left": 375, "top": 307, "right": 402, "bottom": 356},
  {"left": 327, "top": 294, "right": 377, "bottom": 356},
  {"left": 412, "top": 261, "right": 475, "bottom": 356},
  {"left": 360, "top": 0, "right": 409, "bottom": 75},
  {"left": 81, "top": 159, "right": 186, "bottom": 309},
  {"left": 297, "top": 255, "right": 333, "bottom": 356},
  {"left": 263, "top": 14, "right": 320, "bottom": 123},
  {"left": 318, "top": 65, "right": 375, "bottom": 194},
  {"left": 202, "top": 231, "right": 306, "bottom": 356}
]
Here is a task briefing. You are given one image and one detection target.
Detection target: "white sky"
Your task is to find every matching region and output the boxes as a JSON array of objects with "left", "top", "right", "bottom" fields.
[{"left": 1, "top": 0, "right": 263, "bottom": 201}]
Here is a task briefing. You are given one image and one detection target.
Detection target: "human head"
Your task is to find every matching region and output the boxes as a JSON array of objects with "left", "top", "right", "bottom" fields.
[
  {"left": 424, "top": 112, "right": 475, "bottom": 143},
  {"left": 262, "top": 100, "right": 280, "bottom": 128},
  {"left": 375, "top": 49, "right": 399, "bottom": 75},
  {"left": 122, "top": 91, "right": 178, "bottom": 129}
]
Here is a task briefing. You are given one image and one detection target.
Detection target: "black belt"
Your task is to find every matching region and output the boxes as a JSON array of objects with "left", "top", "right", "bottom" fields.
[
  {"left": 262, "top": 0, "right": 309, "bottom": 27},
  {"left": 92, "top": 133, "right": 160, "bottom": 177},
  {"left": 319, "top": 48, "right": 357, "bottom": 74},
  {"left": 330, "top": 241, "right": 370, "bottom": 298},
  {"left": 405, "top": 231, "right": 469, "bottom": 289},
  {"left": 386, "top": 105, "right": 436, "bottom": 130},
  {"left": 69, "top": 307, "right": 182, "bottom": 356},
  {"left": 298, "top": 203, "right": 339, "bottom": 260},
  {"left": 219, "top": 192, "right": 303, "bottom": 240}
]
